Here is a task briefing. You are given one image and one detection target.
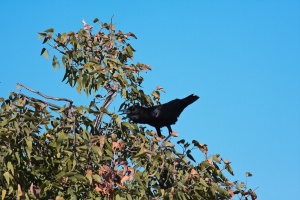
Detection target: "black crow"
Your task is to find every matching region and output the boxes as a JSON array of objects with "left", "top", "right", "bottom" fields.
[{"left": 120, "top": 94, "right": 199, "bottom": 137}]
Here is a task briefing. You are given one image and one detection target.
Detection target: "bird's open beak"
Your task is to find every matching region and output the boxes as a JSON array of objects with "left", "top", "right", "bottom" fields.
[{"left": 119, "top": 109, "right": 130, "bottom": 115}]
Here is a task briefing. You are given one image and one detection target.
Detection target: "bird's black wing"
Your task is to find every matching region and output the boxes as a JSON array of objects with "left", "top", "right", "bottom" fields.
[
  {"left": 151, "top": 99, "right": 181, "bottom": 122},
  {"left": 151, "top": 94, "right": 199, "bottom": 123}
]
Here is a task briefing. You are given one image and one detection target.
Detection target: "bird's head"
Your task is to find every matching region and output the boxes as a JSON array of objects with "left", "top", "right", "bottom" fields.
[
  {"left": 119, "top": 105, "right": 141, "bottom": 115},
  {"left": 119, "top": 105, "right": 143, "bottom": 122}
]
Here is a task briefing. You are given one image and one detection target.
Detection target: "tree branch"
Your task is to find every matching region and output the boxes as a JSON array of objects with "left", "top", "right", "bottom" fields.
[
  {"left": 93, "top": 84, "right": 117, "bottom": 135},
  {"left": 17, "top": 82, "right": 73, "bottom": 105},
  {"left": 72, "top": 118, "right": 78, "bottom": 167},
  {"left": 19, "top": 93, "right": 61, "bottom": 109},
  {"left": 48, "top": 43, "right": 67, "bottom": 55}
]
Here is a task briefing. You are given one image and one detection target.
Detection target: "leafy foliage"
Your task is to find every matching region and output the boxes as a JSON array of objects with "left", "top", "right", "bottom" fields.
[{"left": 0, "top": 19, "right": 257, "bottom": 199}]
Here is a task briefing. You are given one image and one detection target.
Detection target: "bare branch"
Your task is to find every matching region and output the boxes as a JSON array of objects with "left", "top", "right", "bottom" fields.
[{"left": 17, "top": 83, "right": 73, "bottom": 104}]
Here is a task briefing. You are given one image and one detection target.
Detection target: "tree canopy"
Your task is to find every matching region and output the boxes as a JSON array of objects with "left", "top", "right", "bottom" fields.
[{"left": 0, "top": 18, "right": 257, "bottom": 199}]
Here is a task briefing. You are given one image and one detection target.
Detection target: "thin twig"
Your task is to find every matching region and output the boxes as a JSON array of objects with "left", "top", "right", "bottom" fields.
[
  {"left": 87, "top": 141, "right": 93, "bottom": 157},
  {"left": 161, "top": 134, "right": 172, "bottom": 145},
  {"left": 109, "top": 15, "right": 115, "bottom": 40},
  {"left": 48, "top": 43, "right": 67, "bottom": 55}
]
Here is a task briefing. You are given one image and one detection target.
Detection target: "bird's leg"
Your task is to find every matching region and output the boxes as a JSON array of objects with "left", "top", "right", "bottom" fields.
[
  {"left": 155, "top": 127, "right": 162, "bottom": 137},
  {"left": 161, "top": 125, "right": 173, "bottom": 144},
  {"left": 167, "top": 125, "right": 173, "bottom": 135}
]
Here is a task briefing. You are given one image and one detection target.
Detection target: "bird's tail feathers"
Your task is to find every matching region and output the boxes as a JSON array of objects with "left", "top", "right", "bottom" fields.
[{"left": 182, "top": 94, "right": 199, "bottom": 107}]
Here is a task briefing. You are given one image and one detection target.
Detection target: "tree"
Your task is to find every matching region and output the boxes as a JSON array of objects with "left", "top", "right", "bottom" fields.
[{"left": 0, "top": 18, "right": 257, "bottom": 199}]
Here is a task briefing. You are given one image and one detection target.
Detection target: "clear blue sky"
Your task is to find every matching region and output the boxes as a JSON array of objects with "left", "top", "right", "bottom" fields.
[{"left": 1, "top": 1, "right": 299, "bottom": 199}]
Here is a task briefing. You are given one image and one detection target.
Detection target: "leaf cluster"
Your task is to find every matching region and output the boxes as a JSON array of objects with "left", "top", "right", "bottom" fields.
[{"left": 38, "top": 18, "right": 153, "bottom": 107}]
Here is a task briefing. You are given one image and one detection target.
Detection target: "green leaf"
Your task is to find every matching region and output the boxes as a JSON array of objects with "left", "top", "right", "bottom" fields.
[
  {"left": 2, "top": 190, "right": 6, "bottom": 200},
  {"left": 44, "top": 28, "right": 54, "bottom": 33},
  {"left": 134, "top": 148, "right": 146, "bottom": 158},
  {"left": 246, "top": 172, "right": 252, "bottom": 177},
  {"left": 43, "top": 50, "right": 49, "bottom": 59},
  {"left": 177, "top": 191, "right": 187, "bottom": 200},
  {"left": 14, "top": 152, "right": 20, "bottom": 165},
  {"left": 126, "top": 193, "right": 133, "bottom": 200},
  {"left": 163, "top": 141, "right": 174, "bottom": 147},
  {"left": 105, "top": 148, "right": 114, "bottom": 159},
  {"left": 3, "top": 172, "right": 9, "bottom": 185},
  {"left": 52, "top": 55, "right": 60, "bottom": 70},
  {"left": 25, "top": 138, "right": 32, "bottom": 151},
  {"left": 37, "top": 33, "right": 46, "bottom": 40},
  {"left": 93, "top": 174, "right": 101, "bottom": 183},
  {"left": 86, "top": 173, "right": 93, "bottom": 184},
  {"left": 7, "top": 162, "right": 14, "bottom": 176},
  {"left": 40, "top": 48, "right": 46, "bottom": 55},
  {"left": 56, "top": 171, "right": 66, "bottom": 180},
  {"left": 121, "top": 122, "right": 133, "bottom": 130},
  {"left": 74, "top": 174, "right": 86, "bottom": 181},
  {"left": 93, "top": 18, "right": 99, "bottom": 23},
  {"left": 57, "top": 131, "right": 67, "bottom": 151},
  {"left": 115, "top": 194, "right": 121, "bottom": 200},
  {"left": 199, "top": 178, "right": 209, "bottom": 187},
  {"left": 55, "top": 105, "right": 66, "bottom": 113},
  {"left": 187, "top": 150, "right": 196, "bottom": 162},
  {"left": 177, "top": 139, "right": 185, "bottom": 144},
  {"left": 225, "top": 164, "right": 234, "bottom": 176},
  {"left": 152, "top": 91, "right": 160, "bottom": 100},
  {"left": 126, "top": 44, "right": 135, "bottom": 58},
  {"left": 213, "top": 154, "right": 221, "bottom": 163},
  {"left": 92, "top": 146, "right": 102, "bottom": 156}
]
